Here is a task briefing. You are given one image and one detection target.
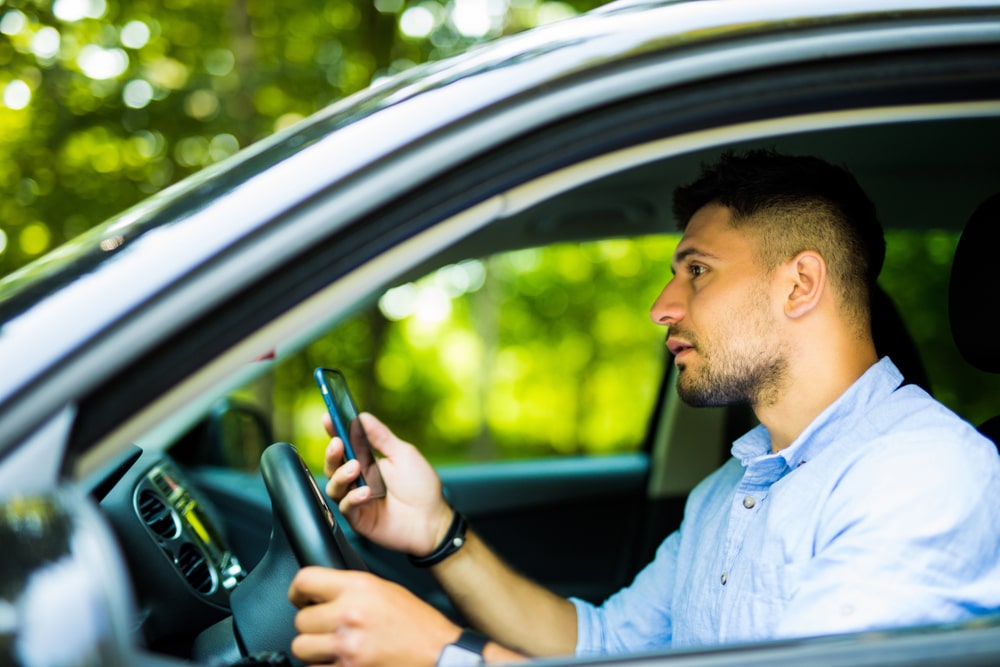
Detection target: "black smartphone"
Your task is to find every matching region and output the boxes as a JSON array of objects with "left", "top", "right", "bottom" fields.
[{"left": 314, "top": 367, "right": 387, "bottom": 499}]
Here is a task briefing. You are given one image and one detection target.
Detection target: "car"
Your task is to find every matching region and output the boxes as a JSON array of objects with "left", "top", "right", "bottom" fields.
[{"left": 1, "top": 0, "right": 999, "bottom": 665}]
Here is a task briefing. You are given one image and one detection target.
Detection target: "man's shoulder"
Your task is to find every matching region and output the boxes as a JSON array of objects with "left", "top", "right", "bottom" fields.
[
  {"left": 866, "top": 382, "right": 987, "bottom": 444},
  {"left": 845, "top": 384, "right": 999, "bottom": 489}
]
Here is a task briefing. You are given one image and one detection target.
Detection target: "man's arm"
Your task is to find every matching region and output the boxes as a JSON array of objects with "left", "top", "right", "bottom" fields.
[
  {"left": 289, "top": 567, "right": 531, "bottom": 667},
  {"left": 428, "top": 528, "right": 578, "bottom": 656}
]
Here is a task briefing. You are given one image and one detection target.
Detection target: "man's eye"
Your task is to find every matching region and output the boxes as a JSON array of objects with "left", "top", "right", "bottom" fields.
[{"left": 689, "top": 264, "right": 706, "bottom": 277}]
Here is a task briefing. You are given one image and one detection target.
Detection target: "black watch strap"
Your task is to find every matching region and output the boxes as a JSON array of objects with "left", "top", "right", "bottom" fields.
[
  {"left": 436, "top": 629, "right": 488, "bottom": 667},
  {"left": 409, "top": 510, "right": 469, "bottom": 567},
  {"left": 454, "top": 629, "right": 488, "bottom": 655}
]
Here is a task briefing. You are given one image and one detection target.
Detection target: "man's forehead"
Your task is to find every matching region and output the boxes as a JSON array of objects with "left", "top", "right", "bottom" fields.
[
  {"left": 671, "top": 244, "right": 716, "bottom": 266},
  {"left": 671, "top": 207, "right": 757, "bottom": 267}
]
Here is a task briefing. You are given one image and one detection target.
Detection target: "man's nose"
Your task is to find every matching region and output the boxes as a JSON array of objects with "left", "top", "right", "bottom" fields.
[{"left": 650, "top": 279, "right": 683, "bottom": 326}]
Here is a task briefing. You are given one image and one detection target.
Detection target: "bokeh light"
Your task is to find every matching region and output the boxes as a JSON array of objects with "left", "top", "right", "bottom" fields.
[
  {"left": 3, "top": 80, "right": 32, "bottom": 110},
  {"left": 53, "top": 0, "right": 108, "bottom": 22},
  {"left": 77, "top": 45, "right": 129, "bottom": 80}
]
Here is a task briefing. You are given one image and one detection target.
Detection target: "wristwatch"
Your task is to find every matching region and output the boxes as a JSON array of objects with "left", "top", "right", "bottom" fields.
[{"left": 436, "top": 629, "right": 488, "bottom": 667}]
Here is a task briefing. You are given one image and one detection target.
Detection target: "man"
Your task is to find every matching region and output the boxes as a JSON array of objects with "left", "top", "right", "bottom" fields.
[{"left": 288, "top": 150, "right": 1000, "bottom": 667}]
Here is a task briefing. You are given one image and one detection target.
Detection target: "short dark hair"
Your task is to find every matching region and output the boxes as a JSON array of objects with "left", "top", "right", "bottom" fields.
[{"left": 673, "top": 149, "right": 885, "bottom": 336}]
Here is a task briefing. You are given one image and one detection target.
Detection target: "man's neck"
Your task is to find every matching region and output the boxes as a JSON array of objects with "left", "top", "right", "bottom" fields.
[{"left": 755, "top": 350, "right": 879, "bottom": 453}]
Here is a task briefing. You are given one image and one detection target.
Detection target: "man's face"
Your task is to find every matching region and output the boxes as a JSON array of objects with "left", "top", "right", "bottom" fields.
[{"left": 650, "top": 203, "right": 788, "bottom": 408}]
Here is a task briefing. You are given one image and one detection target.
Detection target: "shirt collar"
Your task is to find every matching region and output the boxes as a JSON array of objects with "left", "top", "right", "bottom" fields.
[{"left": 731, "top": 357, "right": 904, "bottom": 478}]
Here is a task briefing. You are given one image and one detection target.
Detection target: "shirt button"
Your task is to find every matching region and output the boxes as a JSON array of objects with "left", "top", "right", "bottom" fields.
[
  {"left": 721, "top": 572, "right": 728, "bottom": 585},
  {"left": 743, "top": 496, "right": 756, "bottom": 509}
]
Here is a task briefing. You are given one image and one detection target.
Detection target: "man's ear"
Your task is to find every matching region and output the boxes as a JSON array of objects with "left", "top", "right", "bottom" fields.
[{"left": 783, "top": 250, "right": 826, "bottom": 319}]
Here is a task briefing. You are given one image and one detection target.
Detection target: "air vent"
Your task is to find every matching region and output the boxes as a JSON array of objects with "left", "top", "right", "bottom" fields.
[
  {"left": 137, "top": 490, "right": 179, "bottom": 540},
  {"left": 177, "top": 543, "right": 215, "bottom": 595}
]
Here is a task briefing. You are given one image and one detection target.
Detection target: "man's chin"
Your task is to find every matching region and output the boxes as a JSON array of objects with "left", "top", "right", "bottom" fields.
[
  {"left": 675, "top": 374, "right": 706, "bottom": 406},
  {"left": 676, "top": 374, "right": 735, "bottom": 408}
]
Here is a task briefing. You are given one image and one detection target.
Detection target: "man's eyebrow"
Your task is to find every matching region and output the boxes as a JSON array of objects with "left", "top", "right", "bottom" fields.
[{"left": 670, "top": 247, "right": 719, "bottom": 274}]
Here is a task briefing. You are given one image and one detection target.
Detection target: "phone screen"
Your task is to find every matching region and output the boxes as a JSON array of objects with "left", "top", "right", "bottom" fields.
[{"left": 314, "top": 368, "right": 387, "bottom": 499}]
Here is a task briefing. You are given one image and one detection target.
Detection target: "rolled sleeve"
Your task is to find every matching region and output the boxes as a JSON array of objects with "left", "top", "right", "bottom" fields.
[{"left": 571, "top": 531, "right": 681, "bottom": 656}]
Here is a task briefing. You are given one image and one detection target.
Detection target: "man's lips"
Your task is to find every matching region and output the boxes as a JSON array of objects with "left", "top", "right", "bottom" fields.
[{"left": 667, "top": 338, "right": 694, "bottom": 357}]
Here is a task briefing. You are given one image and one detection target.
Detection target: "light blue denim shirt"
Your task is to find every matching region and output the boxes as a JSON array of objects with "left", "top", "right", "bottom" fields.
[{"left": 573, "top": 357, "right": 1000, "bottom": 654}]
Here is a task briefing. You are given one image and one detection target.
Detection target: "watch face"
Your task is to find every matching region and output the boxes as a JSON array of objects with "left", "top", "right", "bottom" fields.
[{"left": 437, "top": 643, "right": 484, "bottom": 667}]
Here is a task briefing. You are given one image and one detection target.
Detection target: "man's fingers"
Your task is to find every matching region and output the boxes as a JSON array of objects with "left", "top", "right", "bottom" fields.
[
  {"left": 289, "top": 566, "right": 345, "bottom": 608},
  {"left": 324, "top": 437, "right": 347, "bottom": 478},
  {"left": 289, "top": 570, "right": 382, "bottom": 666},
  {"left": 291, "top": 631, "right": 340, "bottom": 666},
  {"left": 359, "top": 412, "right": 405, "bottom": 458},
  {"left": 294, "top": 595, "right": 343, "bottom": 633},
  {"left": 325, "top": 456, "right": 360, "bottom": 501},
  {"left": 338, "top": 485, "right": 371, "bottom": 516}
]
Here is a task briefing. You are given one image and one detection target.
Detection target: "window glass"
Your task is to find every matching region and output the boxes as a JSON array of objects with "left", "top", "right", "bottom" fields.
[
  {"left": 880, "top": 230, "right": 1000, "bottom": 426},
  {"left": 211, "top": 230, "right": 998, "bottom": 475},
  {"left": 268, "top": 236, "right": 678, "bottom": 471}
]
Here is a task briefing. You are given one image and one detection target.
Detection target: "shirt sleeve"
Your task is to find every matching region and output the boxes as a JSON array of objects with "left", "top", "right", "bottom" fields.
[
  {"left": 773, "top": 424, "right": 1000, "bottom": 639},
  {"left": 572, "top": 530, "right": 681, "bottom": 656}
]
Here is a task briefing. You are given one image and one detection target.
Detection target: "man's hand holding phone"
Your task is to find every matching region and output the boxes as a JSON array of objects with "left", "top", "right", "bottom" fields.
[
  {"left": 314, "top": 368, "right": 388, "bottom": 498},
  {"left": 322, "top": 407, "right": 455, "bottom": 558},
  {"left": 292, "top": 404, "right": 463, "bottom": 667}
]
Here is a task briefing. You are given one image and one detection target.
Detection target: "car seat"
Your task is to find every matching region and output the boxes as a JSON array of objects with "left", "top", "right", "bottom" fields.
[
  {"left": 872, "top": 284, "right": 933, "bottom": 394},
  {"left": 948, "top": 192, "right": 1000, "bottom": 447}
]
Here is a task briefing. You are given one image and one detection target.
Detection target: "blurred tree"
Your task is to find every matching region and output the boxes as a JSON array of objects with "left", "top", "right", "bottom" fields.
[{"left": 0, "top": 0, "right": 605, "bottom": 276}]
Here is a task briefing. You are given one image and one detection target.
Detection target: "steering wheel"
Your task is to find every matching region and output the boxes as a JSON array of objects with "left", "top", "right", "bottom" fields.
[
  {"left": 211, "top": 442, "right": 368, "bottom": 663},
  {"left": 260, "top": 441, "right": 359, "bottom": 569}
]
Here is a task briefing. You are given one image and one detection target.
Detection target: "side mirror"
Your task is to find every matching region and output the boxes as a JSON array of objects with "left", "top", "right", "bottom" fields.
[
  {"left": 0, "top": 489, "right": 138, "bottom": 667},
  {"left": 171, "top": 397, "right": 273, "bottom": 471}
]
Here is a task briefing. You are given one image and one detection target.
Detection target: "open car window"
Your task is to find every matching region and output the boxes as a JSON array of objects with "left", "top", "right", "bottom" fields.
[{"left": 209, "top": 237, "right": 678, "bottom": 472}]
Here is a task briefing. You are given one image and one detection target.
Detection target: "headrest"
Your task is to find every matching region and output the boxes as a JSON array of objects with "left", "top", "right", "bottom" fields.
[
  {"left": 872, "top": 284, "right": 932, "bottom": 393},
  {"left": 949, "top": 192, "right": 1000, "bottom": 373}
]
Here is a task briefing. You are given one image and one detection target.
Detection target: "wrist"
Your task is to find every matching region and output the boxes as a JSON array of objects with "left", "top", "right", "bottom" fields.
[
  {"left": 436, "top": 629, "right": 488, "bottom": 667},
  {"left": 427, "top": 502, "right": 457, "bottom": 552},
  {"left": 410, "top": 508, "right": 469, "bottom": 567}
]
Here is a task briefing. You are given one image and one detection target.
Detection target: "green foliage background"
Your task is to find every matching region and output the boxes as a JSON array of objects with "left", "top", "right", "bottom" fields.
[{"left": 0, "top": 0, "right": 602, "bottom": 273}]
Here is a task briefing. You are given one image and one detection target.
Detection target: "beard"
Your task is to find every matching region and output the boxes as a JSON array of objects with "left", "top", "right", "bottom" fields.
[
  {"left": 674, "top": 335, "right": 788, "bottom": 408},
  {"left": 671, "top": 288, "right": 788, "bottom": 409}
]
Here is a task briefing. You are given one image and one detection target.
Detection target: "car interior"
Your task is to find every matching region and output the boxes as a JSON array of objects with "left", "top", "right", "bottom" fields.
[{"left": 56, "top": 101, "right": 999, "bottom": 666}]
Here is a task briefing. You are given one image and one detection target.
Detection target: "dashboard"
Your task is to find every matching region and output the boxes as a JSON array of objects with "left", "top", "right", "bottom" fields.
[
  {"left": 86, "top": 440, "right": 432, "bottom": 664},
  {"left": 93, "top": 446, "right": 247, "bottom": 656},
  {"left": 133, "top": 463, "right": 246, "bottom": 599}
]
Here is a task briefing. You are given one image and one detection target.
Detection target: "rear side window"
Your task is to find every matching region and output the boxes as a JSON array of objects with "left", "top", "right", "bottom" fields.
[{"left": 880, "top": 230, "right": 1000, "bottom": 426}]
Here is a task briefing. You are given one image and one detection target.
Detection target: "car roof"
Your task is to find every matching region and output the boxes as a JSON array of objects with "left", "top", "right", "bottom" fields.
[{"left": 0, "top": 0, "right": 998, "bottom": 464}]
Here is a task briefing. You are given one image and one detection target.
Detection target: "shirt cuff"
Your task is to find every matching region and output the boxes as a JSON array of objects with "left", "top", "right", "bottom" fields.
[{"left": 569, "top": 596, "right": 605, "bottom": 656}]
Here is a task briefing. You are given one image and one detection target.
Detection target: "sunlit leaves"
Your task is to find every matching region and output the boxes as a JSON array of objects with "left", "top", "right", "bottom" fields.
[
  {"left": 0, "top": 0, "right": 610, "bottom": 274},
  {"left": 3, "top": 78, "right": 32, "bottom": 108}
]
